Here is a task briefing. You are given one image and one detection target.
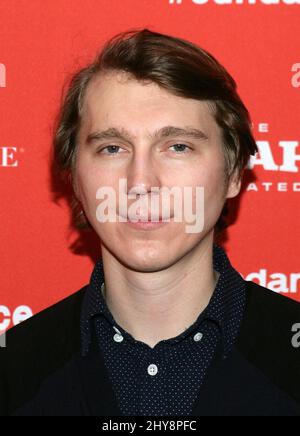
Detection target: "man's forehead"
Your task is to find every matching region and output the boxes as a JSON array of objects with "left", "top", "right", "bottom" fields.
[
  {"left": 80, "top": 72, "right": 217, "bottom": 135},
  {"left": 83, "top": 70, "right": 213, "bottom": 110},
  {"left": 84, "top": 70, "right": 153, "bottom": 102}
]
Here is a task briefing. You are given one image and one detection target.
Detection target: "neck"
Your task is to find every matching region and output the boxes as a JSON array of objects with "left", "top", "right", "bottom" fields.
[{"left": 100, "top": 233, "right": 220, "bottom": 349}]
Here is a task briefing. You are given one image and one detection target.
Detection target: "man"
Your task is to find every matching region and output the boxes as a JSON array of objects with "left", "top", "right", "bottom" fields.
[{"left": 0, "top": 28, "right": 299, "bottom": 416}]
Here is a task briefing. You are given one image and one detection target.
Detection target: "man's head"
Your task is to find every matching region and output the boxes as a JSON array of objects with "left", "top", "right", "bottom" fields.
[{"left": 53, "top": 28, "right": 258, "bottom": 269}]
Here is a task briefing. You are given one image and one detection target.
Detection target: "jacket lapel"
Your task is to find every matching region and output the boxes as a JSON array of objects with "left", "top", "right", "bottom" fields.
[{"left": 75, "top": 331, "right": 122, "bottom": 416}]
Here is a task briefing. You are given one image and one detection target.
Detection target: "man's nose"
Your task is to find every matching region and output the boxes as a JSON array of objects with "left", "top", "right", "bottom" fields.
[{"left": 126, "top": 152, "right": 162, "bottom": 196}]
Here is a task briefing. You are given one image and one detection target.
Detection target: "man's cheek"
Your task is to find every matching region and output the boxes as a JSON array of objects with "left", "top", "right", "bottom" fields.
[{"left": 203, "top": 188, "right": 225, "bottom": 218}]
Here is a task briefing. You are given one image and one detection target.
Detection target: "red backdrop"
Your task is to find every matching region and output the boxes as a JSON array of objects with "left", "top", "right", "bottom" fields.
[{"left": 0, "top": 0, "right": 299, "bottom": 333}]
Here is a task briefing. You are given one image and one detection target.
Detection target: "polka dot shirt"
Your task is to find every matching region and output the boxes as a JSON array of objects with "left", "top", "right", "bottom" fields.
[{"left": 80, "top": 243, "right": 246, "bottom": 416}]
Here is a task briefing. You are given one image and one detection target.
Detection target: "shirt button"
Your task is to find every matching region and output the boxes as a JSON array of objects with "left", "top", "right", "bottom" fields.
[
  {"left": 113, "top": 333, "right": 124, "bottom": 343},
  {"left": 147, "top": 364, "right": 158, "bottom": 376},
  {"left": 193, "top": 332, "right": 203, "bottom": 342}
]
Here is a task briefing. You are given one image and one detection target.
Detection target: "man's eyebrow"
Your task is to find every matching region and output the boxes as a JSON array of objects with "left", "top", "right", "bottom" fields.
[{"left": 86, "top": 126, "right": 209, "bottom": 145}]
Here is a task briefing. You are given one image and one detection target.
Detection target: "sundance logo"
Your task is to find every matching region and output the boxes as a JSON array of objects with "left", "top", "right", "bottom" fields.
[
  {"left": 0, "top": 63, "right": 6, "bottom": 88},
  {"left": 0, "top": 147, "right": 18, "bottom": 167},
  {"left": 0, "top": 304, "right": 33, "bottom": 332},
  {"left": 244, "top": 270, "right": 300, "bottom": 294}
]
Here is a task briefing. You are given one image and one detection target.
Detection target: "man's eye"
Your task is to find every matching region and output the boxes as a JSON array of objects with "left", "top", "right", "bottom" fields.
[
  {"left": 169, "top": 143, "right": 192, "bottom": 153},
  {"left": 97, "top": 145, "right": 123, "bottom": 155},
  {"left": 96, "top": 144, "right": 192, "bottom": 155}
]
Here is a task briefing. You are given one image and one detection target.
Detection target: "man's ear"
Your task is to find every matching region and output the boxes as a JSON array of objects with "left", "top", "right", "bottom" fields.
[{"left": 226, "top": 168, "right": 243, "bottom": 199}]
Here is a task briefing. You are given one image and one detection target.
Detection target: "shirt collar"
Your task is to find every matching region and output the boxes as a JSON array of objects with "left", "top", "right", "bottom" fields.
[{"left": 80, "top": 243, "right": 246, "bottom": 358}]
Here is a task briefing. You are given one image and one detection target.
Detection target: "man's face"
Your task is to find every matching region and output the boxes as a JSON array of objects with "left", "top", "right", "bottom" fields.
[{"left": 75, "top": 71, "right": 240, "bottom": 271}]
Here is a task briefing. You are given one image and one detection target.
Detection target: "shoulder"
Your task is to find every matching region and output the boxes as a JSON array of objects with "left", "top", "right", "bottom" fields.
[
  {"left": 2, "top": 286, "right": 87, "bottom": 354},
  {"left": 244, "top": 279, "right": 300, "bottom": 317},
  {"left": 0, "top": 286, "right": 87, "bottom": 416},
  {"left": 237, "top": 280, "right": 300, "bottom": 402},
  {"left": 242, "top": 280, "right": 300, "bottom": 339}
]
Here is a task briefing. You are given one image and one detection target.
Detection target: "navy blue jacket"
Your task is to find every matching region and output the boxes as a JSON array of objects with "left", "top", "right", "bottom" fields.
[{"left": 0, "top": 280, "right": 299, "bottom": 416}]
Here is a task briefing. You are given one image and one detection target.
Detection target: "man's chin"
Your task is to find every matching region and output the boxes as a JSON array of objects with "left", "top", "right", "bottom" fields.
[{"left": 117, "top": 253, "right": 175, "bottom": 274}]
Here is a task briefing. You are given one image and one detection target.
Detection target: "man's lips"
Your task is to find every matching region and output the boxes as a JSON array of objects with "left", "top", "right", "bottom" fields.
[
  {"left": 118, "top": 213, "right": 172, "bottom": 222},
  {"left": 125, "top": 219, "right": 170, "bottom": 230},
  {"left": 129, "top": 218, "right": 166, "bottom": 222},
  {"left": 118, "top": 215, "right": 173, "bottom": 229},
  {"left": 121, "top": 216, "right": 172, "bottom": 222}
]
